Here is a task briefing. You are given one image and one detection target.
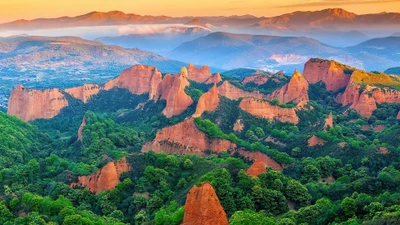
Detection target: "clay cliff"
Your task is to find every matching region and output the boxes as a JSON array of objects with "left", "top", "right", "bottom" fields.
[
  {"left": 155, "top": 71, "right": 194, "bottom": 118},
  {"left": 142, "top": 118, "right": 236, "bottom": 155},
  {"left": 237, "top": 150, "right": 282, "bottom": 173},
  {"left": 65, "top": 84, "right": 101, "bottom": 103},
  {"left": 335, "top": 71, "right": 400, "bottom": 118},
  {"left": 246, "top": 159, "right": 267, "bottom": 177},
  {"left": 303, "top": 58, "right": 352, "bottom": 91},
  {"left": 217, "top": 81, "right": 266, "bottom": 100},
  {"left": 77, "top": 115, "right": 87, "bottom": 142},
  {"left": 193, "top": 84, "right": 220, "bottom": 117},
  {"left": 70, "top": 157, "right": 131, "bottom": 193},
  {"left": 182, "top": 183, "right": 228, "bottom": 225},
  {"left": 267, "top": 70, "right": 309, "bottom": 104},
  {"left": 324, "top": 112, "right": 334, "bottom": 130},
  {"left": 308, "top": 135, "right": 326, "bottom": 147},
  {"left": 239, "top": 98, "right": 299, "bottom": 124},
  {"left": 205, "top": 73, "right": 222, "bottom": 84},
  {"left": 104, "top": 65, "right": 162, "bottom": 99},
  {"left": 187, "top": 64, "right": 213, "bottom": 83},
  {"left": 397, "top": 111, "right": 400, "bottom": 119},
  {"left": 7, "top": 84, "right": 69, "bottom": 121}
]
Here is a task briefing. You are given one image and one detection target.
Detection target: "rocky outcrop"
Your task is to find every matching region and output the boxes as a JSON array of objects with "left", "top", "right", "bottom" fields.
[
  {"left": 205, "top": 73, "right": 222, "bottom": 84},
  {"left": 237, "top": 150, "right": 282, "bottom": 172},
  {"left": 77, "top": 115, "right": 87, "bottom": 142},
  {"left": 303, "top": 58, "right": 352, "bottom": 91},
  {"left": 193, "top": 84, "right": 220, "bottom": 117},
  {"left": 233, "top": 119, "right": 244, "bottom": 132},
  {"left": 182, "top": 183, "right": 228, "bottom": 225},
  {"left": 7, "top": 84, "right": 69, "bottom": 121},
  {"left": 307, "top": 135, "right": 326, "bottom": 147},
  {"left": 267, "top": 70, "right": 309, "bottom": 104},
  {"left": 142, "top": 118, "right": 236, "bottom": 155},
  {"left": 246, "top": 159, "right": 267, "bottom": 177},
  {"left": 242, "top": 71, "right": 285, "bottom": 85},
  {"left": 336, "top": 70, "right": 400, "bottom": 117},
  {"left": 239, "top": 98, "right": 299, "bottom": 124},
  {"left": 71, "top": 157, "right": 131, "bottom": 193},
  {"left": 217, "top": 81, "right": 266, "bottom": 100},
  {"left": 65, "top": 84, "right": 101, "bottom": 103},
  {"left": 155, "top": 72, "right": 194, "bottom": 118},
  {"left": 324, "top": 112, "right": 334, "bottom": 130},
  {"left": 187, "top": 64, "right": 213, "bottom": 83},
  {"left": 104, "top": 65, "right": 162, "bottom": 99}
]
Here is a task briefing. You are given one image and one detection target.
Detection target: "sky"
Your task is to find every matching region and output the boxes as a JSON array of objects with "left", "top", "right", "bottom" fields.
[{"left": 0, "top": 0, "right": 399, "bottom": 23}]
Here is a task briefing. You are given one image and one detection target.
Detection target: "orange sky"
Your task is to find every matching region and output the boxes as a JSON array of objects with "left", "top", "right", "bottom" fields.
[{"left": 0, "top": 0, "right": 399, "bottom": 23}]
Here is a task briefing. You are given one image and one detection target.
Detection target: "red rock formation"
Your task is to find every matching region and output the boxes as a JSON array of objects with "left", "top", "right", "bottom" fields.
[
  {"left": 71, "top": 157, "right": 131, "bottom": 193},
  {"left": 193, "top": 84, "right": 220, "bottom": 117},
  {"left": 242, "top": 75, "right": 269, "bottom": 85},
  {"left": 324, "top": 112, "right": 334, "bottom": 130},
  {"left": 377, "top": 147, "right": 390, "bottom": 155},
  {"left": 217, "top": 81, "right": 266, "bottom": 100},
  {"left": 237, "top": 150, "right": 282, "bottom": 171},
  {"left": 104, "top": 65, "right": 162, "bottom": 99},
  {"left": 267, "top": 70, "right": 309, "bottom": 104},
  {"left": 155, "top": 72, "right": 194, "bottom": 118},
  {"left": 239, "top": 98, "right": 299, "bottom": 124},
  {"left": 187, "top": 64, "right": 213, "bottom": 83},
  {"left": 307, "top": 135, "right": 326, "bottom": 147},
  {"left": 205, "top": 73, "right": 222, "bottom": 84},
  {"left": 303, "top": 58, "right": 352, "bottom": 91},
  {"left": 65, "top": 84, "right": 101, "bottom": 103},
  {"left": 397, "top": 111, "right": 400, "bottom": 119},
  {"left": 77, "top": 115, "right": 87, "bottom": 142},
  {"left": 233, "top": 119, "right": 244, "bottom": 132},
  {"left": 7, "top": 84, "right": 69, "bottom": 121},
  {"left": 182, "top": 183, "right": 228, "bottom": 225},
  {"left": 246, "top": 159, "right": 267, "bottom": 177},
  {"left": 142, "top": 118, "right": 236, "bottom": 155}
]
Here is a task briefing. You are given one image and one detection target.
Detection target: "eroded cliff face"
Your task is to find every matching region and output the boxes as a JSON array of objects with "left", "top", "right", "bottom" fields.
[
  {"left": 187, "top": 64, "right": 213, "bottom": 83},
  {"left": 233, "top": 119, "right": 244, "bottom": 132},
  {"left": 218, "top": 81, "right": 266, "bottom": 100},
  {"left": 205, "top": 73, "right": 222, "bottom": 84},
  {"left": 65, "top": 84, "right": 101, "bottom": 103},
  {"left": 104, "top": 65, "right": 162, "bottom": 99},
  {"left": 193, "top": 84, "right": 220, "bottom": 117},
  {"left": 308, "top": 135, "right": 326, "bottom": 147},
  {"left": 335, "top": 71, "right": 400, "bottom": 118},
  {"left": 182, "top": 183, "right": 228, "bottom": 225},
  {"left": 237, "top": 150, "right": 282, "bottom": 172},
  {"left": 77, "top": 115, "right": 87, "bottom": 142},
  {"left": 324, "top": 112, "right": 334, "bottom": 130},
  {"left": 267, "top": 70, "right": 309, "bottom": 104},
  {"left": 7, "top": 84, "right": 69, "bottom": 121},
  {"left": 397, "top": 111, "right": 400, "bottom": 119},
  {"left": 239, "top": 98, "right": 299, "bottom": 124},
  {"left": 303, "top": 58, "right": 352, "bottom": 91},
  {"left": 242, "top": 71, "right": 285, "bottom": 85},
  {"left": 155, "top": 72, "right": 194, "bottom": 118},
  {"left": 246, "top": 159, "right": 267, "bottom": 177},
  {"left": 142, "top": 118, "right": 236, "bottom": 155},
  {"left": 70, "top": 157, "right": 131, "bottom": 193}
]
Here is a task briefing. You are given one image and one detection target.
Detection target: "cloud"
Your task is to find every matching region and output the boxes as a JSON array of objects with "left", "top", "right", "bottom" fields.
[{"left": 275, "top": 0, "right": 400, "bottom": 8}]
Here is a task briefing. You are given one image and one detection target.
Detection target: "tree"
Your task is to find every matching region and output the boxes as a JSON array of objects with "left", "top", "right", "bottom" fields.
[
  {"left": 285, "top": 180, "right": 311, "bottom": 206},
  {"left": 229, "top": 210, "right": 277, "bottom": 225},
  {"left": 183, "top": 159, "right": 194, "bottom": 170},
  {"left": 341, "top": 197, "right": 356, "bottom": 218}
]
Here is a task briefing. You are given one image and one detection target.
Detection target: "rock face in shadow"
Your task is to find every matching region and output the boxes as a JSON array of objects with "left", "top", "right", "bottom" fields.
[
  {"left": 187, "top": 64, "right": 213, "bottom": 83},
  {"left": 65, "top": 84, "right": 101, "bottom": 103},
  {"left": 267, "top": 70, "right": 309, "bottom": 104},
  {"left": 239, "top": 98, "right": 299, "bottom": 124},
  {"left": 7, "top": 84, "right": 69, "bottom": 121},
  {"left": 217, "top": 81, "right": 266, "bottom": 100},
  {"left": 193, "top": 84, "right": 220, "bottom": 117},
  {"left": 104, "top": 65, "right": 162, "bottom": 99},
  {"left": 70, "top": 157, "right": 131, "bottom": 193},
  {"left": 303, "top": 58, "right": 352, "bottom": 91},
  {"left": 324, "top": 112, "right": 334, "bottom": 130},
  {"left": 155, "top": 72, "right": 194, "bottom": 118},
  {"left": 77, "top": 115, "right": 87, "bottom": 142},
  {"left": 182, "top": 183, "right": 228, "bottom": 225},
  {"left": 205, "top": 73, "right": 222, "bottom": 84},
  {"left": 142, "top": 118, "right": 236, "bottom": 156}
]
